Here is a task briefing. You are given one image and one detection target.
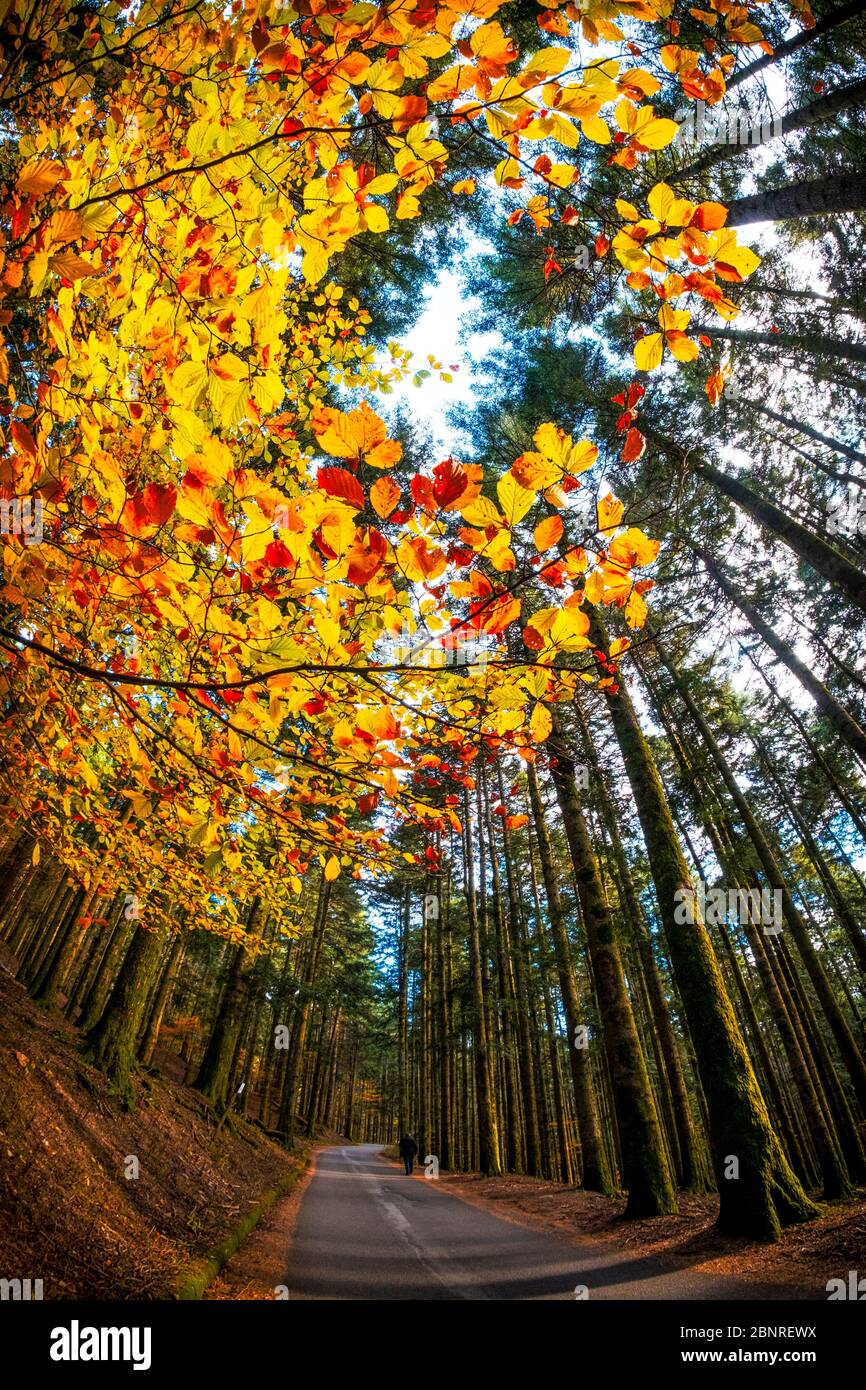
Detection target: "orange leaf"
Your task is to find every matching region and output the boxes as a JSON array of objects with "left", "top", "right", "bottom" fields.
[
  {"left": 370, "top": 476, "right": 400, "bottom": 519},
  {"left": 533, "top": 515, "right": 564, "bottom": 552},
  {"left": 691, "top": 201, "right": 727, "bottom": 231},
  {"left": 317, "top": 467, "right": 364, "bottom": 510},
  {"left": 621, "top": 427, "right": 646, "bottom": 463}
]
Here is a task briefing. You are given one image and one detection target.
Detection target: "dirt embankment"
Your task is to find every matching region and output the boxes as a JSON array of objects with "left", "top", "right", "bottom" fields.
[{"left": 0, "top": 966, "right": 311, "bottom": 1300}]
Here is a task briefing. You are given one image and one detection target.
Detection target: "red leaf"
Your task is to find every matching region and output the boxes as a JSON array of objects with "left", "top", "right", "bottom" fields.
[
  {"left": 410, "top": 474, "right": 437, "bottom": 512},
  {"left": 265, "top": 539, "right": 293, "bottom": 568},
  {"left": 312, "top": 526, "right": 338, "bottom": 560},
  {"left": 317, "top": 466, "right": 364, "bottom": 510},
  {"left": 142, "top": 482, "right": 177, "bottom": 527},
  {"left": 621, "top": 427, "right": 646, "bottom": 463},
  {"left": 432, "top": 457, "right": 469, "bottom": 509}
]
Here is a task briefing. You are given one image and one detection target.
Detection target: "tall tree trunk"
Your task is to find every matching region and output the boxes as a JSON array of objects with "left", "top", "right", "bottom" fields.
[
  {"left": 697, "top": 550, "right": 866, "bottom": 767},
  {"left": 85, "top": 926, "right": 165, "bottom": 1106},
  {"left": 546, "top": 726, "right": 678, "bottom": 1215},
  {"left": 194, "top": 897, "right": 262, "bottom": 1112},
  {"left": 497, "top": 764, "right": 543, "bottom": 1177},
  {"left": 725, "top": 173, "right": 866, "bottom": 226},
  {"left": 642, "top": 420, "right": 866, "bottom": 615},
  {"left": 673, "top": 76, "right": 866, "bottom": 182},
  {"left": 696, "top": 320, "right": 866, "bottom": 365},
  {"left": 139, "top": 933, "right": 185, "bottom": 1068},
  {"left": 730, "top": 396, "right": 866, "bottom": 468},
  {"left": 526, "top": 762, "right": 612, "bottom": 1194},
  {"left": 654, "top": 639, "right": 866, "bottom": 1114},
  {"left": 725, "top": 1, "right": 865, "bottom": 92},
  {"left": 593, "top": 612, "right": 818, "bottom": 1238},
  {"left": 462, "top": 786, "right": 501, "bottom": 1176}
]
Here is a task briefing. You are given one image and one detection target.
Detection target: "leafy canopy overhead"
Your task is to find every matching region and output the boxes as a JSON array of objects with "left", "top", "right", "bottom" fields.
[{"left": 0, "top": 0, "right": 782, "bottom": 938}]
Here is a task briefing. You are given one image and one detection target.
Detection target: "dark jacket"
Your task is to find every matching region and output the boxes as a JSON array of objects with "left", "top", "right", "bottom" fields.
[{"left": 399, "top": 1134, "right": 418, "bottom": 1157}]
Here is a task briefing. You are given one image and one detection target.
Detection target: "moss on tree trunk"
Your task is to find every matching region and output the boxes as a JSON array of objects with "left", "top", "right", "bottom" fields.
[
  {"left": 85, "top": 925, "right": 165, "bottom": 1107},
  {"left": 594, "top": 613, "right": 818, "bottom": 1238}
]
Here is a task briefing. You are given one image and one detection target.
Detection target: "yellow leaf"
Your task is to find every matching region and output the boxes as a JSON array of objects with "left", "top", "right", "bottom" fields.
[
  {"left": 634, "top": 333, "right": 664, "bottom": 371},
  {"left": 545, "top": 163, "right": 577, "bottom": 188},
  {"left": 170, "top": 360, "right": 208, "bottom": 409},
  {"left": 549, "top": 607, "right": 590, "bottom": 649},
  {"left": 715, "top": 242, "right": 760, "bottom": 280},
  {"left": 530, "top": 702, "right": 553, "bottom": 743},
  {"left": 16, "top": 158, "right": 64, "bottom": 195},
  {"left": 668, "top": 333, "right": 699, "bottom": 362},
  {"left": 324, "top": 855, "right": 342, "bottom": 882},
  {"left": 497, "top": 473, "right": 535, "bottom": 525},
  {"left": 647, "top": 183, "right": 695, "bottom": 227},
  {"left": 609, "top": 526, "right": 660, "bottom": 567},
  {"left": 616, "top": 198, "right": 640, "bottom": 222},
  {"left": 495, "top": 157, "right": 522, "bottom": 186},
  {"left": 314, "top": 402, "right": 401, "bottom": 466},
  {"left": 581, "top": 113, "right": 610, "bottom": 144},
  {"left": 521, "top": 46, "right": 571, "bottom": 78},
  {"left": 363, "top": 204, "right": 390, "bottom": 234},
  {"left": 624, "top": 587, "right": 649, "bottom": 628},
  {"left": 50, "top": 252, "right": 96, "bottom": 281},
  {"left": 460, "top": 495, "right": 502, "bottom": 528},
  {"left": 597, "top": 493, "right": 624, "bottom": 533},
  {"left": 638, "top": 118, "right": 679, "bottom": 150}
]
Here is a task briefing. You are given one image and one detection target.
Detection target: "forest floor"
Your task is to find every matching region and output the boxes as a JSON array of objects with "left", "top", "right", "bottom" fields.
[
  {"left": 0, "top": 962, "right": 320, "bottom": 1299},
  {"left": 436, "top": 1170, "right": 866, "bottom": 1295}
]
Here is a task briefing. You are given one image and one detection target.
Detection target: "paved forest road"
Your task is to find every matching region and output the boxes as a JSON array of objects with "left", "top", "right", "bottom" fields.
[{"left": 286, "top": 1145, "right": 815, "bottom": 1301}]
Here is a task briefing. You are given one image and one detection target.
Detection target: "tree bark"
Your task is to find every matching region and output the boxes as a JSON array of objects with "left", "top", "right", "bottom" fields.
[
  {"left": 526, "top": 762, "right": 612, "bottom": 1194},
  {"left": 725, "top": 173, "right": 866, "bottom": 226},
  {"left": 593, "top": 611, "right": 818, "bottom": 1238}
]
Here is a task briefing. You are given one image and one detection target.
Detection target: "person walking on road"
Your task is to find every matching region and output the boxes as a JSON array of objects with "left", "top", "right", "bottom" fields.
[{"left": 399, "top": 1132, "right": 418, "bottom": 1176}]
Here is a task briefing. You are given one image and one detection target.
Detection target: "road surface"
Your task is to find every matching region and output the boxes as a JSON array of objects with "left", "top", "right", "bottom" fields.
[{"left": 285, "top": 1144, "right": 815, "bottom": 1301}]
